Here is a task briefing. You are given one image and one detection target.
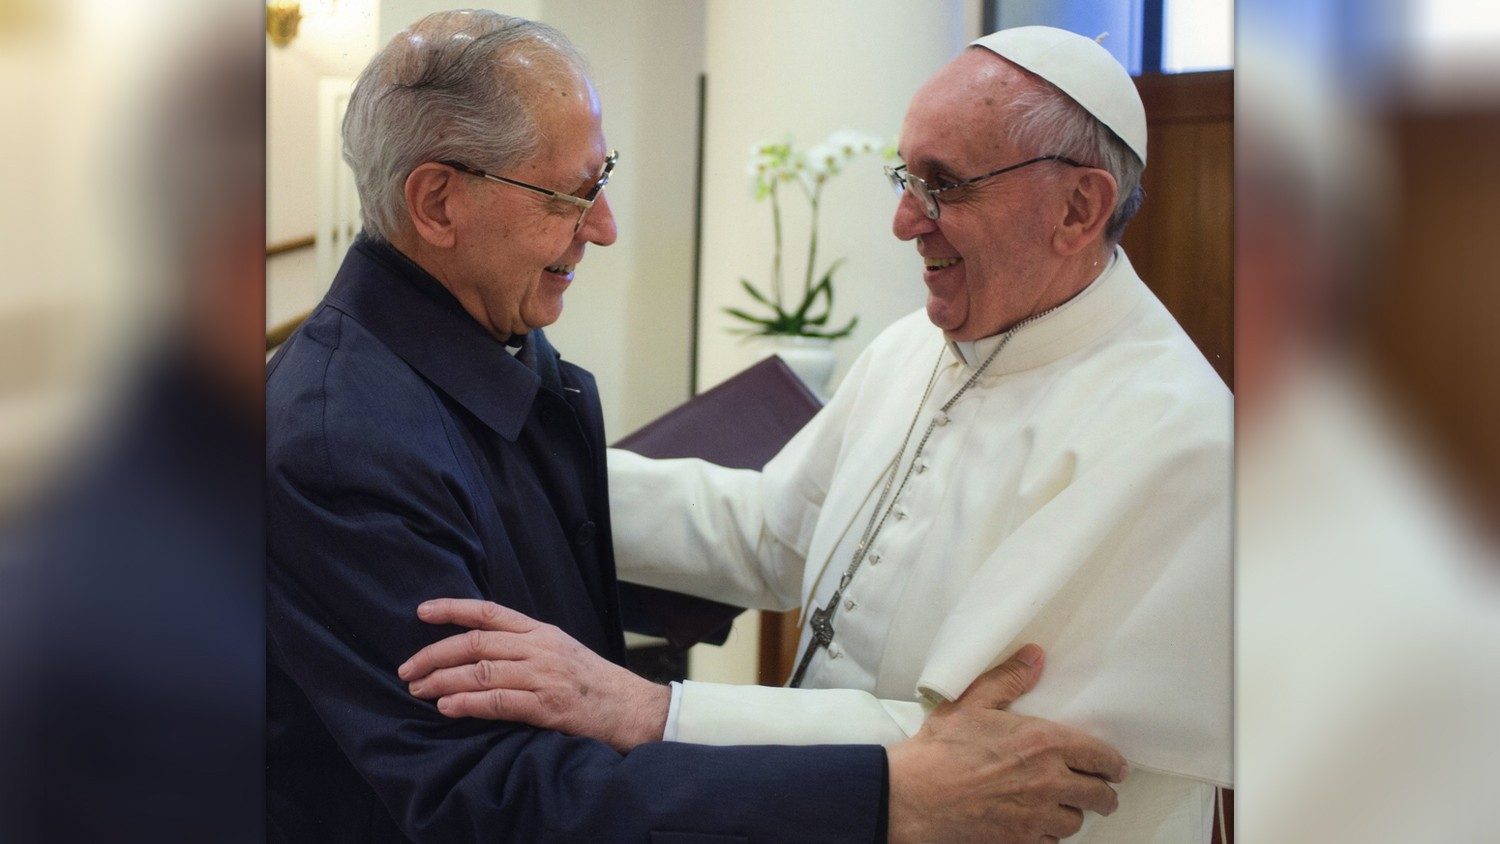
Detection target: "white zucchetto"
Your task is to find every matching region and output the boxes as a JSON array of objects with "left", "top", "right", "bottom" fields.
[{"left": 971, "top": 26, "right": 1148, "bottom": 166}]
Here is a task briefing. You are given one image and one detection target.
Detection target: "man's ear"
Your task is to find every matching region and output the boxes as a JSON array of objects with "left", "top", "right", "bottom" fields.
[
  {"left": 404, "top": 162, "right": 462, "bottom": 248},
  {"left": 1051, "top": 168, "right": 1118, "bottom": 256}
]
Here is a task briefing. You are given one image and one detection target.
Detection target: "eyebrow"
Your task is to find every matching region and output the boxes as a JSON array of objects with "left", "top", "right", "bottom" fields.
[
  {"left": 567, "top": 157, "right": 607, "bottom": 192},
  {"left": 903, "top": 153, "right": 961, "bottom": 180}
]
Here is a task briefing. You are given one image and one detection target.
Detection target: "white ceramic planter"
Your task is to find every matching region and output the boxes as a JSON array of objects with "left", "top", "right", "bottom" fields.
[{"left": 750, "top": 335, "right": 837, "bottom": 399}]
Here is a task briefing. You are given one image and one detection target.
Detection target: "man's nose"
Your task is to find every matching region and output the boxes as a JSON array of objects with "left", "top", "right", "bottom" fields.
[
  {"left": 891, "top": 187, "right": 935, "bottom": 242},
  {"left": 579, "top": 190, "right": 618, "bottom": 246}
]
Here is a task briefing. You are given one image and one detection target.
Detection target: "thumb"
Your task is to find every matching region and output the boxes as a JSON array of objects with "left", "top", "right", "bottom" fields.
[{"left": 955, "top": 643, "right": 1045, "bottom": 709}]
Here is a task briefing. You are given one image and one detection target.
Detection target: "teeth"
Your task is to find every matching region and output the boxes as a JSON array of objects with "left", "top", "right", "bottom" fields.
[
  {"left": 545, "top": 264, "right": 575, "bottom": 274},
  {"left": 924, "top": 257, "right": 960, "bottom": 270}
]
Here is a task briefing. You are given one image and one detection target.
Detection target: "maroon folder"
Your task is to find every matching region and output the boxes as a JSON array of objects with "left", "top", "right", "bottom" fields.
[
  {"left": 615, "top": 355, "right": 825, "bottom": 469},
  {"left": 613, "top": 355, "right": 825, "bottom": 649}
]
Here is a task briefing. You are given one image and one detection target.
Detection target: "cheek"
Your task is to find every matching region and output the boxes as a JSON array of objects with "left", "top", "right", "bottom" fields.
[{"left": 951, "top": 227, "right": 1002, "bottom": 288}]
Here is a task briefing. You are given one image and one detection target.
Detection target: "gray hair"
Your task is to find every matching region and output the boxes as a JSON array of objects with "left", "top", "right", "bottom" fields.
[
  {"left": 1006, "top": 82, "right": 1145, "bottom": 243},
  {"left": 342, "top": 10, "right": 587, "bottom": 241}
]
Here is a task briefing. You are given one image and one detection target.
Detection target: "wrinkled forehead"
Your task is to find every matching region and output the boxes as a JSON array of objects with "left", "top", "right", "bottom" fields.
[{"left": 899, "top": 49, "right": 1033, "bottom": 170}]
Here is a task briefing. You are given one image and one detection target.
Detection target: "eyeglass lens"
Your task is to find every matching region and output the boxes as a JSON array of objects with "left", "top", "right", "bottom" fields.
[
  {"left": 887, "top": 167, "right": 939, "bottom": 220},
  {"left": 575, "top": 154, "right": 617, "bottom": 230}
]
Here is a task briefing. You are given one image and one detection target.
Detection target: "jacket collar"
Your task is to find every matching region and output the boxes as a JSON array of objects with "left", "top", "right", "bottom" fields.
[{"left": 324, "top": 235, "right": 539, "bottom": 441}]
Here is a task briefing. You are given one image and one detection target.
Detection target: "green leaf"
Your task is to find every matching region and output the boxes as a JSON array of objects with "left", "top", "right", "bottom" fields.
[
  {"left": 790, "top": 278, "right": 824, "bottom": 322},
  {"left": 794, "top": 266, "right": 837, "bottom": 323},
  {"left": 817, "top": 257, "right": 847, "bottom": 286},
  {"left": 792, "top": 258, "right": 848, "bottom": 329},
  {"left": 738, "top": 279, "right": 774, "bottom": 308},
  {"left": 722, "top": 306, "right": 778, "bottom": 328}
]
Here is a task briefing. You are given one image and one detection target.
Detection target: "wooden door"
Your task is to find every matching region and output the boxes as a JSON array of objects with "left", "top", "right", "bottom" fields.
[{"left": 1121, "top": 70, "right": 1235, "bottom": 386}]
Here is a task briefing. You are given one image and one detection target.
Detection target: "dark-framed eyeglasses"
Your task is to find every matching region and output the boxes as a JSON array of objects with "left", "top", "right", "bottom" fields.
[
  {"left": 884, "top": 154, "right": 1087, "bottom": 220},
  {"left": 440, "top": 150, "right": 619, "bottom": 231}
]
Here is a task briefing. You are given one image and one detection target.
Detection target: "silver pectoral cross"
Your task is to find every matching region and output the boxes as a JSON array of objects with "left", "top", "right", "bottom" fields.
[{"left": 788, "top": 601, "right": 839, "bottom": 688}]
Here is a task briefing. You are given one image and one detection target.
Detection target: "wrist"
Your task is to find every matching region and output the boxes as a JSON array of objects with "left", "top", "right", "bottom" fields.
[
  {"left": 615, "top": 675, "right": 669, "bottom": 753},
  {"left": 884, "top": 744, "right": 925, "bottom": 844}
]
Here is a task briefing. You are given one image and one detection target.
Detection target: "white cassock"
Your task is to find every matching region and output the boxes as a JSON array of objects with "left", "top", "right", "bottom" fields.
[{"left": 610, "top": 248, "right": 1231, "bottom": 841}]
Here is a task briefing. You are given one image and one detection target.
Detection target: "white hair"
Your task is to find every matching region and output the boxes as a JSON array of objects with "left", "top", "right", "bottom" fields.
[
  {"left": 341, "top": 10, "right": 587, "bottom": 241},
  {"left": 1006, "top": 82, "right": 1145, "bottom": 243}
]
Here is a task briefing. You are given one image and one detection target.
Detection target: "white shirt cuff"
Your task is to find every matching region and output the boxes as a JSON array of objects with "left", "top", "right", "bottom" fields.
[{"left": 662, "top": 681, "right": 684, "bottom": 742}]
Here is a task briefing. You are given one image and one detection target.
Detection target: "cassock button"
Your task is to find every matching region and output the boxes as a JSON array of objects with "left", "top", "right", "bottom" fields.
[
  {"left": 894, "top": 507, "right": 907, "bottom": 520},
  {"left": 843, "top": 598, "right": 856, "bottom": 612},
  {"left": 915, "top": 459, "right": 928, "bottom": 474},
  {"left": 934, "top": 411, "right": 950, "bottom": 426},
  {"left": 828, "top": 643, "right": 843, "bottom": 659},
  {"left": 868, "top": 552, "right": 881, "bottom": 565},
  {"left": 574, "top": 520, "right": 597, "bottom": 546}
]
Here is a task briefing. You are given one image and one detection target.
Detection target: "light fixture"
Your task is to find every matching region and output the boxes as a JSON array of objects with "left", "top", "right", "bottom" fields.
[{"left": 266, "top": 2, "right": 301, "bottom": 47}]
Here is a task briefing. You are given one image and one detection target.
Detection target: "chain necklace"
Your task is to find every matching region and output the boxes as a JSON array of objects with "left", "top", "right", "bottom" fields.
[{"left": 788, "top": 308, "right": 1058, "bottom": 688}]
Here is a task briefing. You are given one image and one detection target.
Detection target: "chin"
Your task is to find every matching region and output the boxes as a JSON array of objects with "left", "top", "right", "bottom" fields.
[
  {"left": 526, "top": 300, "right": 566, "bottom": 331},
  {"left": 925, "top": 297, "right": 966, "bottom": 334}
]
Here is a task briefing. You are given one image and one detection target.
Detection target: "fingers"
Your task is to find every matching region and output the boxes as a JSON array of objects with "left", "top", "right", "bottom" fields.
[
  {"left": 416, "top": 598, "right": 539, "bottom": 633},
  {"left": 1056, "top": 771, "right": 1119, "bottom": 817},
  {"left": 955, "top": 643, "right": 1045, "bottom": 709},
  {"left": 1056, "top": 729, "right": 1130, "bottom": 784},
  {"left": 398, "top": 628, "right": 531, "bottom": 682},
  {"left": 409, "top": 658, "right": 529, "bottom": 700},
  {"left": 1041, "top": 805, "right": 1086, "bottom": 840},
  {"left": 435, "top": 687, "right": 545, "bottom": 723}
]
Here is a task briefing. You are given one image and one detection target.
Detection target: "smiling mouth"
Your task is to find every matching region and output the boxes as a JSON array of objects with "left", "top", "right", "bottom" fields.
[
  {"left": 544, "top": 263, "right": 576, "bottom": 275},
  {"left": 924, "top": 257, "right": 961, "bottom": 270}
]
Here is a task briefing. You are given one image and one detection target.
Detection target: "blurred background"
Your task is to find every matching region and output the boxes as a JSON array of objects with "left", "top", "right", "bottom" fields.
[
  {"left": 1236, "top": 1, "right": 1500, "bottom": 841},
  {"left": 1, "top": 0, "right": 1496, "bottom": 840}
]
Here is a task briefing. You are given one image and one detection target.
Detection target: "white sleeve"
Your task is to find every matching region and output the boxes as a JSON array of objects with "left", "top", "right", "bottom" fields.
[
  {"left": 662, "top": 681, "right": 684, "bottom": 741},
  {"left": 674, "top": 680, "right": 930, "bottom": 748},
  {"left": 608, "top": 350, "right": 873, "bottom": 612},
  {"left": 607, "top": 449, "right": 803, "bottom": 611}
]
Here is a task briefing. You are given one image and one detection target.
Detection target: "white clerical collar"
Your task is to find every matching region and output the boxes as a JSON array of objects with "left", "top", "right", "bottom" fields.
[{"left": 944, "top": 248, "right": 1132, "bottom": 372}]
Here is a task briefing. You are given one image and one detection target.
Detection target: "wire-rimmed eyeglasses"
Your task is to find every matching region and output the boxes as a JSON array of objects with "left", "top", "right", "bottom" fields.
[
  {"left": 440, "top": 150, "right": 619, "bottom": 231},
  {"left": 884, "top": 154, "right": 1087, "bottom": 220}
]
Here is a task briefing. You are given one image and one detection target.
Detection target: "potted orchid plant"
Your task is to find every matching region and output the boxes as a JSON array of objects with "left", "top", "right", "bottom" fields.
[
  {"left": 726, "top": 130, "right": 889, "bottom": 394},
  {"left": 728, "top": 130, "right": 889, "bottom": 339}
]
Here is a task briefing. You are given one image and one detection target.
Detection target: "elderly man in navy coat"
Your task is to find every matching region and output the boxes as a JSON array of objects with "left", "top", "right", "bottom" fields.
[{"left": 267, "top": 10, "right": 1125, "bottom": 842}]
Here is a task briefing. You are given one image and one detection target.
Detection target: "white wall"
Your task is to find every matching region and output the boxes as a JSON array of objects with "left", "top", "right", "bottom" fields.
[{"left": 267, "top": 248, "right": 322, "bottom": 330}]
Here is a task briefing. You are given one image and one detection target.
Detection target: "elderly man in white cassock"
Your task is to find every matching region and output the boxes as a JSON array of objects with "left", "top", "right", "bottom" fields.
[{"left": 402, "top": 26, "right": 1231, "bottom": 841}]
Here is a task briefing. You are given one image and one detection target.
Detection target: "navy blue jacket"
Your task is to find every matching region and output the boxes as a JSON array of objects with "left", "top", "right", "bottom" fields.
[{"left": 266, "top": 237, "right": 887, "bottom": 843}]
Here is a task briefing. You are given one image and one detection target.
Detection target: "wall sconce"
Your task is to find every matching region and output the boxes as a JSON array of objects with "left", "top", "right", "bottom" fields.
[{"left": 266, "top": 2, "right": 302, "bottom": 47}]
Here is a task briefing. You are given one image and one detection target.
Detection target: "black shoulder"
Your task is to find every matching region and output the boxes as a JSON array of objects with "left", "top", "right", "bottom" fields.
[{"left": 267, "top": 308, "right": 468, "bottom": 496}]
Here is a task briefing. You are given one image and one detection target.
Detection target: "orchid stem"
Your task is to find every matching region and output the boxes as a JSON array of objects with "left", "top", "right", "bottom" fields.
[
  {"left": 805, "top": 185, "right": 822, "bottom": 298},
  {"left": 770, "top": 181, "right": 784, "bottom": 309}
]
